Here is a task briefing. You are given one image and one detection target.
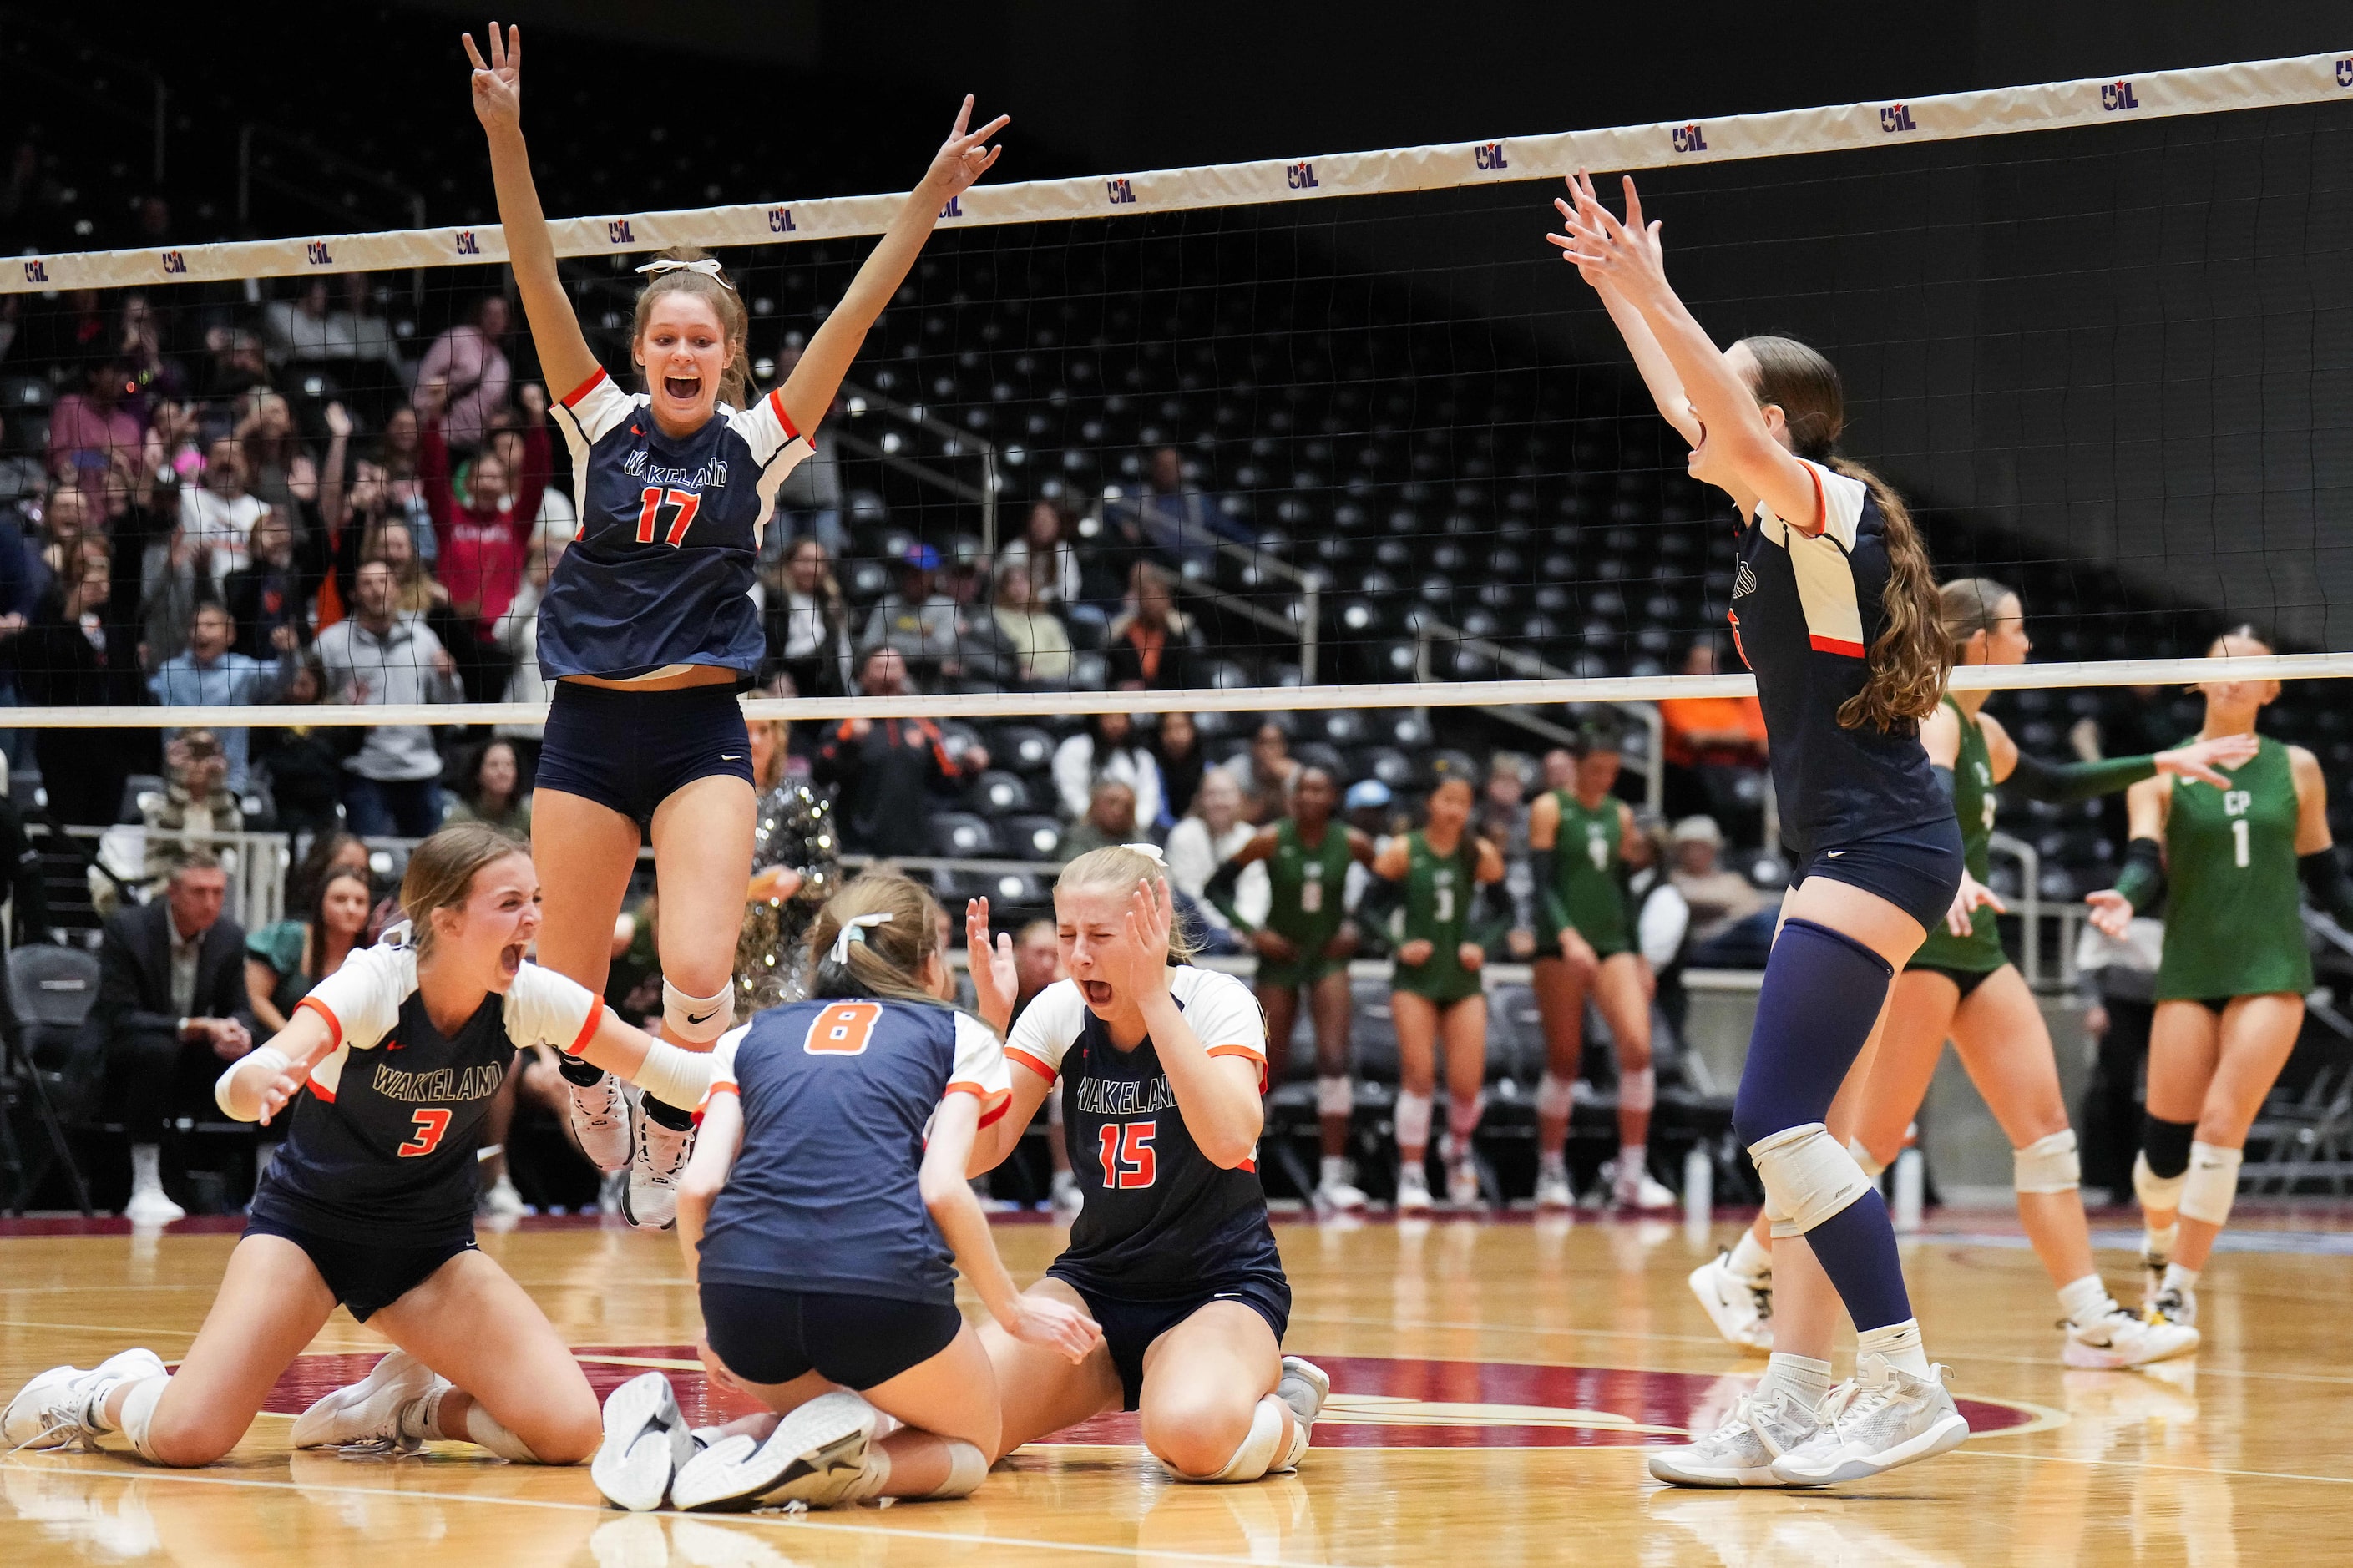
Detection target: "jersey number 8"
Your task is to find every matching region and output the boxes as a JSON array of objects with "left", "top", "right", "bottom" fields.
[
  {"left": 804, "top": 1001, "right": 882, "bottom": 1056},
  {"left": 635, "top": 486, "right": 704, "bottom": 547}
]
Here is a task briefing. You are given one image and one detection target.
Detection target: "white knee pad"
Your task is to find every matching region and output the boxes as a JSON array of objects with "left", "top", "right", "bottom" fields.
[
  {"left": 1316, "top": 1075, "right": 1354, "bottom": 1119},
  {"left": 117, "top": 1375, "right": 168, "bottom": 1464},
  {"left": 1844, "top": 1136, "right": 1887, "bottom": 1181},
  {"left": 2133, "top": 1150, "right": 2187, "bottom": 1213},
  {"left": 662, "top": 978, "right": 735, "bottom": 1044},
  {"left": 1535, "top": 1072, "right": 1576, "bottom": 1121},
  {"left": 2178, "top": 1141, "right": 2243, "bottom": 1227},
  {"left": 1394, "top": 1090, "right": 1433, "bottom": 1152},
  {"left": 1448, "top": 1090, "right": 1487, "bottom": 1140},
  {"left": 1190, "top": 1394, "right": 1285, "bottom": 1484},
  {"left": 1748, "top": 1123, "right": 1872, "bottom": 1240},
  {"left": 929, "top": 1438, "right": 989, "bottom": 1499},
  {"left": 2013, "top": 1129, "right": 2081, "bottom": 1195},
  {"left": 1618, "top": 1065, "right": 1656, "bottom": 1114}
]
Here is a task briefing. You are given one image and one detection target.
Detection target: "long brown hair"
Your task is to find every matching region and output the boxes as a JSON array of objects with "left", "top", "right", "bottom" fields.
[
  {"left": 807, "top": 873, "right": 954, "bottom": 1010},
  {"left": 1739, "top": 335, "right": 1950, "bottom": 730},
  {"left": 399, "top": 822, "right": 529, "bottom": 959},
  {"left": 1937, "top": 576, "right": 2016, "bottom": 662},
  {"left": 306, "top": 867, "right": 373, "bottom": 979},
  {"left": 632, "top": 246, "right": 750, "bottom": 408}
]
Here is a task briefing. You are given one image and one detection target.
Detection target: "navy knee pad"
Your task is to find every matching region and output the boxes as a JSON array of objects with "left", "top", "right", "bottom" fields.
[
  {"left": 2142, "top": 1115, "right": 2195, "bottom": 1179},
  {"left": 1731, "top": 918, "right": 1895, "bottom": 1147}
]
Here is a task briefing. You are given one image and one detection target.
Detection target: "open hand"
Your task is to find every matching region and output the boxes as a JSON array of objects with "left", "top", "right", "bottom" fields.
[
  {"left": 251, "top": 1054, "right": 307, "bottom": 1126},
  {"left": 2083, "top": 888, "right": 2133, "bottom": 941},
  {"left": 2155, "top": 732, "right": 2259, "bottom": 789},
  {"left": 462, "top": 23, "right": 523, "bottom": 133},
  {"left": 1945, "top": 871, "right": 2006, "bottom": 937},
  {"left": 1116, "top": 876, "right": 1177, "bottom": 1009},
  {"left": 965, "top": 896, "right": 1019, "bottom": 1026},
  {"left": 924, "top": 95, "right": 1010, "bottom": 200},
  {"left": 1458, "top": 942, "right": 1485, "bottom": 973},
  {"left": 1396, "top": 938, "right": 1435, "bottom": 968},
  {"left": 1004, "top": 1292, "right": 1102, "bottom": 1366},
  {"left": 1547, "top": 171, "right": 1668, "bottom": 303},
  {"left": 1252, "top": 928, "right": 1299, "bottom": 964},
  {"left": 323, "top": 402, "right": 353, "bottom": 441}
]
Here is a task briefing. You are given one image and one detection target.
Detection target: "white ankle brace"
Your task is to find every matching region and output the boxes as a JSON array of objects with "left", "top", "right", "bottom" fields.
[{"left": 1617, "top": 1065, "right": 1655, "bottom": 1114}]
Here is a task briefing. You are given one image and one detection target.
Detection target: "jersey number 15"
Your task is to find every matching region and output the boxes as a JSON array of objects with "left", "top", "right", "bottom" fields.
[
  {"left": 1096, "top": 1120, "right": 1157, "bottom": 1189},
  {"left": 635, "top": 487, "right": 703, "bottom": 547}
]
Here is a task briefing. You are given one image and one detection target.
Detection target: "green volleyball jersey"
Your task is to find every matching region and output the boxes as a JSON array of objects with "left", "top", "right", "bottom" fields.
[
  {"left": 1545, "top": 789, "right": 1631, "bottom": 954},
  {"left": 1913, "top": 696, "right": 2006, "bottom": 973},
  {"left": 2156, "top": 735, "right": 2312, "bottom": 1002},
  {"left": 1392, "top": 831, "right": 1484, "bottom": 1002},
  {"left": 1264, "top": 817, "right": 1353, "bottom": 953}
]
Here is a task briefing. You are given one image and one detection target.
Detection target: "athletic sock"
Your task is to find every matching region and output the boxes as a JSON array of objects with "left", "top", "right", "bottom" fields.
[
  {"left": 2057, "top": 1273, "right": 2115, "bottom": 1326},
  {"left": 1615, "top": 1143, "right": 1648, "bottom": 1186},
  {"left": 1758, "top": 1352, "right": 1833, "bottom": 1411},
  {"left": 2163, "top": 1262, "right": 2201, "bottom": 1295},
  {"left": 1320, "top": 1155, "right": 1349, "bottom": 1188},
  {"left": 2144, "top": 1221, "right": 2180, "bottom": 1259},
  {"left": 1855, "top": 1318, "right": 1931, "bottom": 1379},
  {"left": 1537, "top": 1151, "right": 1566, "bottom": 1180},
  {"left": 1727, "top": 1230, "right": 1773, "bottom": 1283}
]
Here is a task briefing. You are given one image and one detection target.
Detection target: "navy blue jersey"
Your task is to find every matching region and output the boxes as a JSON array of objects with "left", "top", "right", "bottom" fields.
[
  {"left": 1007, "top": 969, "right": 1286, "bottom": 1301},
  {"left": 696, "top": 999, "right": 1010, "bottom": 1306},
  {"left": 1727, "top": 458, "right": 1949, "bottom": 857},
  {"left": 250, "top": 940, "right": 600, "bottom": 1243},
  {"left": 542, "top": 369, "right": 812, "bottom": 680}
]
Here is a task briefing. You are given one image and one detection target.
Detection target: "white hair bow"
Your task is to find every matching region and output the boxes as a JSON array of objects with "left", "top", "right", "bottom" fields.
[
  {"left": 634, "top": 257, "right": 737, "bottom": 291},
  {"left": 1121, "top": 842, "right": 1167, "bottom": 866},
  {"left": 829, "top": 911, "right": 893, "bottom": 965}
]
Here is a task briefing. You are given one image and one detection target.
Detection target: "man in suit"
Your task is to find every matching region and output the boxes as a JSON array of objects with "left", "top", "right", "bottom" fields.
[{"left": 85, "top": 851, "right": 256, "bottom": 1223}]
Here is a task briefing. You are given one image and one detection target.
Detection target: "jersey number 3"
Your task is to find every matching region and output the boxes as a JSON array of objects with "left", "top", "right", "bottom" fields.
[
  {"left": 1096, "top": 1120, "right": 1157, "bottom": 1189},
  {"left": 804, "top": 1001, "right": 881, "bottom": 1056},
  {"left": 397, "top": 1108, "right": 452, "bottom": 1158},
  {"left": 635, "top": 486, "right": 703, "bottom": 547}
]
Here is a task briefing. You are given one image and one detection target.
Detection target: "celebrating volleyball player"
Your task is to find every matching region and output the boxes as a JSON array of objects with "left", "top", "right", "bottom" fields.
[
  {"left": 592, "top": 876, "right": 1101, "bottom": 1512},
  {"left": 976, "top": 847, "right": 1329, "bottom": 1485},
  {"left": 1364, "top": 776, "right": 1507, "bottom": 1212},
  {"left": 459, "top": 23, "right": 1007, "bottom": 1227},
  {"left": 1205, "top": 764, "right": 1378, "bottom": 1211},
  {"left": 2, "top": 826, "right": 724, "bottom": 1469},
  {"left": 1527, "top": 721, "right": 1675, "bottom": 1211},
  {"left": 1556, "top": 170, "right": 1966, "bottom": 1485},
  {"left": 2087, "top": 627, "right": 2353, "bottom": 1330}
]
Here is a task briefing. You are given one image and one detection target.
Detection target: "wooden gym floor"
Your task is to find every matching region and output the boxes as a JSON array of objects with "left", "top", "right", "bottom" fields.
[{"left": 3, "top": 1206, "right": 2349, "bottom": 1565}]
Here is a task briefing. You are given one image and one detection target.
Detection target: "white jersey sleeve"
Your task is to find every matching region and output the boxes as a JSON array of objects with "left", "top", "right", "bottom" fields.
[
  {"left": 1004, "top": 979, "right": 1088, "bottom": 1083},
  {"left": 499, "top": 962, "right": 603, "bottom": 1053},
  {"left": 1784, "top": 458, "right": 1868, "bottom": 552},
  {"left": 699, "top": 1026, "right": 749, "bottom": 1117},
  {"left": 949, "top": 1012, "right": 1014, "bottom": 1128},
  {"left": 731, "top": 389, "right": 817, "bottom": 548},
  {"left": 553, "top": 366, "right": 635, "bottom": 451},
  {"left": 1172, "top": 967, "right": 1268, "bottom": 1084},
  {"left": 295, "top": 941, "right": 413, "bottom": 1051}
]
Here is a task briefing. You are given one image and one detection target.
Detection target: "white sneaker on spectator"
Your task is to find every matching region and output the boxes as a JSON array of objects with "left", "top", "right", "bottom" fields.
[
  {"left": 1614, "top": 1166, "right": 1678, "bottom": 1212},
  {"left": 1534, "top": 1163, "right": 1575, "bottom": 1211},
  {"left": 1049, "top": 1170, "right": 1085, "bottom": 1217},
  {"left": 1445, "top": 1160, "right": 1483, "bottom": 1209},
  {"left": 1315, "top": 1176, "right": 1369, "bottom": 1213},
  {"left": 1395, "top": 1164, "right": 1434, "bottom": 1214}
]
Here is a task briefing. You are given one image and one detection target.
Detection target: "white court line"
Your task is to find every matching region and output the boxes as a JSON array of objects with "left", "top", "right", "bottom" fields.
[
  {"left": 1954, "top": 1447, "right": 2353, "bottom": 1487},
  {"left": 0, "top": 1459, "right": 1351, "bottom": 1568}
]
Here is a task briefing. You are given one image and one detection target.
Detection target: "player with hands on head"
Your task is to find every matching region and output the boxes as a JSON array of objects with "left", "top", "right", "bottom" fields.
[
  {"left": 1204, "top": 764, "right": 1378, "bottom": 1211},
  {"left": 2085, "top": 627, "right": 2350, "bottom": 1333},
  {"left": 974, "top": 846, "right": 1329, "bottom": 1485},
  {"left": 1555, "top": 169, "right": 1970, "bottom": 1485},
  {"left": 595, "top": 873, "right": 1097, "bottom": 1513},
  {"left": 458, "top": 21, "right": 1009, "bottom": 1232},
  {"left": 3, "top": 825, "right": 728, "bottom": 1470}
]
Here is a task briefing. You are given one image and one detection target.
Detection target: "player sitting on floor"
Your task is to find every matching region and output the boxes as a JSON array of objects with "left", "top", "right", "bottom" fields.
[{"left": 1, "top": 825, "right": 721, "bottom": 1468}]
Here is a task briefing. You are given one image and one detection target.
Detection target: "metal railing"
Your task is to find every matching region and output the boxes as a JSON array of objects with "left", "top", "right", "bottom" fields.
[{"left": 837, "top": 383, "right": 999, "bottom": 557}]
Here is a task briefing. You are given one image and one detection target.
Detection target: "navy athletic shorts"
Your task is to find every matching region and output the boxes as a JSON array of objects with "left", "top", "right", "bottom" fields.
[
  {"left": 699, "top": 1282, "right": 964, "bottom": 1391},
  {"left": 534, "top": 680, "right": 755, "bottom": 829},
  {"left": 1799, "top": 817, "right": 1966, "bottom": 938},
  {"left": 1046, "top": 1268, "right": 1291, "bottom": 1411},
  {"left": 244, "top": 1215, "right": 477, "bottom": 1323}
]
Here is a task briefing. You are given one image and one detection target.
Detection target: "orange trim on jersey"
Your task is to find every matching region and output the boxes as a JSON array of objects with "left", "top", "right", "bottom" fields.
[
  {"left": 1786, "top": 462, "right": 1829, "bottom": 539},
  {"left": 1807, "top": 631, "right": 1867, "bottom": 658},
  {"left": 1206, "top": 1042, "right": 1268, "bottom": 1091},
  {"left": 691, "top": 1080, "right": 738, "bottom": 1126},
  {"left": 295, "top": 995, "right": 342, "bottom": 1047},
  {"left": 1004, "top": 1045, "right": 1058, "bottom": 1081},
  {"left": 1237, "top": 1156, "right": 1257, "bottom": 1174},
  {"left": 306, "top": 1077, "right": 336, "bottom": 1104},
  {"left": 564, "top": 1003, "right": 604, "bottom": 1058},
  {"left": 766, "top": 387, "right": 802, "bottom": 442},
  {"left": 561, "top": 366, "right": 610, "bottom": 409},
  {"left": 976, "top": 1093, "right": 1012, "bottom": 1130}
]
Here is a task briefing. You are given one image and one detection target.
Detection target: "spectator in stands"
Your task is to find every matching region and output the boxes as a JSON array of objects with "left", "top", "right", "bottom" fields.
[
  {"left": 417, "top": 296, "right": 514, "bottom": 450},
  {"left": 762, "top": 338, "right": 846, "bottom": 558},
  {"left": 1622, "top": 814, "right": 1693, "bottom": 1037},
  {"left": 371, "top": 406, "right": 431, "bottom": 543},
  {"left": 1657, "top": 637, "right": 1769, "bottom": 836},
  {"left": 860, "top": 540, "right": 962, "bottom": 673},
  {"left": 84, "top": 850, "right": 255, "bottom": 1225},
  {"left": 261, "top": 278, "right": 337, "bottom": 367},
  {"left": 221, "top": 506, "right": 310, "bottom": 659},
  {"left": 149, "top": 601, "right": 271, "bottom": 794},
  {"left": 2, "top": 536, "right": 153, "bottom": 824},
  {"left": 336, "top": 274, "right": 408, "bottom": 382},
  {"left": 1166, "top": 766, "right": 1262, "bottom": 943},
  {"left": 194, "top": 326, "right": 270, "bottom": 402},
  {"left": 115, "top": 294, "right": 187, "bottom": 405},
  {"left": 1104, "top": 559, "right": 1197, "bottom": 691},
  {"left": 419, "top": 379, "right": 547, "bottom": 702},
  {"left": 0, "top": 408, "right": 45, "bottom": 508},
  {"left": 1540, "top": 746, "right": 1576, "bottom": 794},
  {"left": 1058, "top": 777, "right": 1140, "bottom": 862},
  {"left": 448, "top": 737, "right": 532, "bottom": 842},
  {"left": 358, "top": 518, "right": 448, "bottom": 616},
  {"left": 177, "top": 436, "right": 266, "bottom": 579},
  {"left": 485, "top": 401, "right": 576, "bottom": 537},
  {"left": 982, "top": 558, "right": 1072, "bottom": 688},
  {"left": 1126, "top": 445, "right": 1251, "bottom": 571},
  {"left": 139, "top": 730, "right": 244, "bottom": 891},
  {"left": 999, "top": 498, "right": 1085, "bottom": 613},
  {"left": 26, "top": 480, "right": 92, "bottom": 608},
  {"left": 233, "top": 392, "right": 317, "bottom": 520},
  {"left": 245, "top": 864, "right": 371, "bottom": 1034},
  {"left": 285, "top": 831, "right": 386, "bottom": 942},
  {"left": 810, "top": 646, "right": 989, "bottom": 857},
  {"left": 1153, "top": 709, "right": 1205, "bottom": 824},
  {"left": 253, "top": 655, "right": 345, "bottom": 837},
  {"left": 315, "top": 558, "right": 460, "bottom": 837},
  {"left": 496, "top": 521, "right": 570, "bottom": 746},
  {"left": 143, "top": 398, "right": 205, "bottom": 494},
  {"left": 1234, "top": 720, "right": 1298, "bottom": 825},
  {"left": 1669, "top": 815, "right": 1774, "bottom": 967},
  {"left": 1053, "top": 709, "right": 1164, "bottom": 827},
  {"left": 46, "top": 357, "right": 141, "bottom": 516},
  {"left": 762, "top": 534, "right": 853, "bottom": 697}
]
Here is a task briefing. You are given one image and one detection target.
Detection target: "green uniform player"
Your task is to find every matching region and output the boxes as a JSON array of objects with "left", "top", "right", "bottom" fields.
[
  {"left": 1910, "top": 695, "right": 2006, "bottom": 976},
  {"left": 1389, "top": 829, "right": 1491, "bottom": 1004},
  {"left": 1538, "top": 787, "right": 1632, "bottom": 959},
  {"left": 2153, "top": 736, "right": 2311, "bottom": 1003},
  {"left": 1255, "top": 818, "right": 1359, "bottom": 989}
]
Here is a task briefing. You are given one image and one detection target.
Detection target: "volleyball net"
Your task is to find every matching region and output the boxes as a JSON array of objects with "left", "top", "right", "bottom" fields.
[{"left": 2, "top": 50, "right": 2350, "bottom": 860}]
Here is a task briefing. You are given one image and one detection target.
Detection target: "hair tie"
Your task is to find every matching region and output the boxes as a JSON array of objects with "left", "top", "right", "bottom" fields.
[
  {"left": 1121, "top": 843, "right": 1167, "bottom": 866},
  {"left": 829, "top": 912, "right": 893, "bottom": 965},
  {"left": 635, "top": 257, "right": 737, "bottom": 291}
]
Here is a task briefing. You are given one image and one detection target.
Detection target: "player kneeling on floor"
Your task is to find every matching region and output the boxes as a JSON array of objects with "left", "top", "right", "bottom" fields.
[
  {"left": 594, "top": 875, "right": 1101, "bottom": 1512},
  {"left": 1, "top": 825, "right": 721, "bottom": 1468},
  {"left": 971, "top": 845, "right": 1328, "bottom": 1484}
]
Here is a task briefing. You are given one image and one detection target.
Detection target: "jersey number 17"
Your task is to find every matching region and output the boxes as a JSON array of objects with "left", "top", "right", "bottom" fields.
[{"left": 635, "top": 487, "right": 703, "bottom": 547}]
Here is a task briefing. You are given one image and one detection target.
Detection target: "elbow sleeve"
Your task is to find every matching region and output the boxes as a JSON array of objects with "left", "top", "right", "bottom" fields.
[
  {"left": 2114, "top": 837, "right": 2166, "bottom": 914},
  {"left": 2007, "top": 751, "right": 2155, "bottom": 805},
  {"left": 629, "top": 1036, "right": 717, "bottom": 1115},
  {"left": 2300, "top": 848, "right": 2353, "bottom": 928}
]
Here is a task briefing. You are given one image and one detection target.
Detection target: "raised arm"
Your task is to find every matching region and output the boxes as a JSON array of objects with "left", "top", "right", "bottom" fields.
[
  {"left": 1556, "top": 174, "right": 1701, "bottom": 447},
  {"left": 462, "top": 25, "right": 600, "bottom": 400},
  {"left": 1122, "top": 878, "right": 1263, "bottom": 1166},
  {"left": 778, "top": 96, "right": 1009, "bottom": 435}
]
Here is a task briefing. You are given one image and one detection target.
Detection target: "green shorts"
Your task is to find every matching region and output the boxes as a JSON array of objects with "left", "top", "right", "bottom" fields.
[
  {"left": 1390, "top": 966, "right": 1485, "bottom": 1007},
  {"left": 1536, "top": 938, "right": 1630, "bottom": 964},
  {"left": 1256, "top": 955, "right": 1346, "bottom": 992}
]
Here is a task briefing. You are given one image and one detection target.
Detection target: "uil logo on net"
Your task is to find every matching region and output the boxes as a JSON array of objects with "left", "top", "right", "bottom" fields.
[
  {"left": 2336, "top": 58, "right": 2353, "bottom": 89},
  {"left": 453, "top": 230, "right": 479, "bottom": 255},
  {"left": 1106, "top": 178, "right": 1136, "bottom": 205},
  {"left": 767, "top": 207, "right": 797, "bottom": 233},
  {"left": 1880, "top": 104, "right": 1918, "bottom": 134},
  {"left": 2100, "top": 80, "right": 2139, "bottom": 111},
  {"left": 305, "top": 240, "right": 334, "bottom": 266},
  {"left": 1671, "top": 124, "right": 1708, "bottom": 154},
  {"left": 1287, "top": 162, "right": 1319, "bottom": 190},
  {"left": 1474, "top": 142, "right": 1509, "bottom": 170}
]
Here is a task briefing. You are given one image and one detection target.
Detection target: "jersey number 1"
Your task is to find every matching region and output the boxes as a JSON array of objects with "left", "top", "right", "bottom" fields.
[
  {"left": 635, "top": 486, "right": 703, "bottom": 547},
  {"left": 397, "top": 1108, "right": 452, "bottom": 1158},
  {"left": 1096, "top": 1120, "right": 1157, "bottom": 1189}
]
